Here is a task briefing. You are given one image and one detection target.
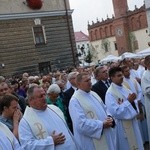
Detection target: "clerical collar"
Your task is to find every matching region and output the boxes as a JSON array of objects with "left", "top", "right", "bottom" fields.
[
  {"left": 32, "top": 107, "right": 47, "bottom": 113},
  {"left": 72, "top": 86, "right": 77, "bottom": 91},
  {"left": 78, "top": 89, "right": 91, "bottom": 94},
  {"left": 112, "top": 83, "right": 122, "bottom": 88}
]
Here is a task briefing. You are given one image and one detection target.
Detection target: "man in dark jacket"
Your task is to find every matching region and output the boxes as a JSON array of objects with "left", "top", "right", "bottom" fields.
[
  {"left": 63, "top": 72, "right": 78, "bottom": 133},
  {"left": 92, "top": 66, "right": 111, "bottom": 103}
]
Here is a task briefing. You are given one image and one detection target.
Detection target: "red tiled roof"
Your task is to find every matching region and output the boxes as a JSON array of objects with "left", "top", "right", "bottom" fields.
[{"left": 74, "top": 31, "right": 89, "bottom": 42}]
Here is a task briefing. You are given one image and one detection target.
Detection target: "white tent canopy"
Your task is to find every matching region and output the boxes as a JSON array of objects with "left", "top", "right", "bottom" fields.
[
  {"left": 100, "top": 55, "right": 121, "bottom": 64},
  {"left": 121, "top": 52, "right": 139, "bottom": 60},
  {"left": 136, "top": 47, "right": 150, "bottom": 57}
]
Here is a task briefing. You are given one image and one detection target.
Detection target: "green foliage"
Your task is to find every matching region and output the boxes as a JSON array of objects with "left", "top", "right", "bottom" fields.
[
  {"left": 101, "top": 39, "right": 110, "bottom": 53},
  {"left": 129, "top": 32, "right": 138, "bottom": 52},
  {"left": 84, "top": 50, "right": 93, "bottom": 63}
]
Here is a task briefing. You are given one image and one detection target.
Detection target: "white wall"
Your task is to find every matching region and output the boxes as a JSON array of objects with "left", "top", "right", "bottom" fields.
[
  {"left": 145, "top": 0, "right": 150, "bottom": 8},
  {"left": 91, "top": 36, "right": 118, "bottom": 62},
  {"left": 0, "top": 0, "right": 70, "bottom": 14},
  {"left": 145, "top": 0, "right": 150, "bottom": 35},
  {"left": 76, "top": 40, "right": 90, "bottom": 64},
  {"left": 76, "top": 41, "right": 90, "bottom": 54},
  {"left": 132, "top": 28, "right": 150, "bottom": 52}
]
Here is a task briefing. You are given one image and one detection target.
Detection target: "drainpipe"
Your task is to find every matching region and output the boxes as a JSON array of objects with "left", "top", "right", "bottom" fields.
[{"left": 64, "top": 0, "right": 76, "bottom": 67}]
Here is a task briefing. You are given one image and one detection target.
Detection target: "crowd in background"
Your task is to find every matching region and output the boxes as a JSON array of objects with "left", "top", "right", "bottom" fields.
[{"left": 0, "top": 55, "right": 149, "bottom": 150}]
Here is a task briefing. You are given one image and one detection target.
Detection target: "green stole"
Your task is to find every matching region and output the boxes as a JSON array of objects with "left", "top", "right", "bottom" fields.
[
  {"left": 73, "top": 90, "right": 108, "bottom": 150},
  {"left": 107, "top": 83, "right": 138, "bottom": 150}
]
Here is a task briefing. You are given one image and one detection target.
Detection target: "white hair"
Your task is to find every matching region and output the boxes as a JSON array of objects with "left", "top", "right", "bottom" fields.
[
  {"left": 0, "top": 76, "right": 5, "bottom": 83},
  {"left": 47, "top": 84, "right": 61, "bottom": 94},
  {"left": 28, "top": 83, "right": 38, "bottom": 88}
]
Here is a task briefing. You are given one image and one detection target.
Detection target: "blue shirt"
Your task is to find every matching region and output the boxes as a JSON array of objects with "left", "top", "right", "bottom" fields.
[{"left": 0, "top": 115, "right": 13, "bottom": 131}]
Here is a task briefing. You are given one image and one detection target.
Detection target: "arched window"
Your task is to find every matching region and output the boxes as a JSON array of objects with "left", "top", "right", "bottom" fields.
[
  {"left": 110, "top": 25, "right": 113, "bottom": 35},
  {"left": 90, "top": 31, "right": 93, "bottom": 41},
  {"left": 99, "top": 28, "right": 102, "bottom": 39},
  {"left": 138, "top": 15, "right": 147, "bottom": 28},
  {"left": 138, "top": 15, "right": 142, "bottom": 28},
  {"left": 131, "top": 17, "right": 136, "bottom": 30},
  {"left": 100, "top": 28, "right": 104, "bottom": 38},
  {"left": 95, "top": 29, "right": 98, "bottom": 40},
  {"left": 105, "top": 26, "right": 109, "bottom": 37}
]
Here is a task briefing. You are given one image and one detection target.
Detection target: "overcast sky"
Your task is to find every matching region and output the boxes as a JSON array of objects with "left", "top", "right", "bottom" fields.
[{"left": 69, "top": 0, "right": 144, "bottom": 35}]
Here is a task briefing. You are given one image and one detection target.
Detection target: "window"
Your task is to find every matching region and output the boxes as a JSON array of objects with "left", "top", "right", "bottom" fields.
[
  {"left": 90, "top": 31, "right": 93, "bottom": 41},
  {"left": 95, "top": 29, "right": 98, "bottom": 40},
  {"left": 133, "top": 40, "right": 139, "bottom": 50},
  {"left": 104, "top": 43, "right": 108, "bottom": 52},
  {"left": 114, "top": 41, "right": 118, "bottom": 50},
  {"left": 32, "top": 25, "right": 46, "bottom": 45},
  {"left": 39, "top": 61, "right": 51, "bottom": 75}
]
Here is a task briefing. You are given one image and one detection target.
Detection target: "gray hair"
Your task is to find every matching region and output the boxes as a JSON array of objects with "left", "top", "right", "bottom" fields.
[
  {"left": 0, "top": 76, "right": 5, "bottom": 83},
  {"left": 67, "top": 72, "right": 78, "bottom": 81},
  {"left": 27, "top": 85, "right": 40, "bottom": 100},
  {"left": 47, "top": 84, "right": 61, "bottom": 94}
]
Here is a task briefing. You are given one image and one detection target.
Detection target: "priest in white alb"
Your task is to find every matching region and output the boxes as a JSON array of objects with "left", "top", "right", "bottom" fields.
[
  {"left": 19, "top": 86, "right": 78, "bottom": 150},
  {"left": 69, "top": 72, "right": 116, "bottom": 150},
  {"left": 141, "top": 55, "right": 150, "bottom": 143},
  {"left": 105, "top": 67, "right": 144, "bottom": 150},
  {"left": 121, "top": 65, "right": 149, "bottom": 143},
  {"left": 0, "top": 122, "right": 22, "bottom": 150}
]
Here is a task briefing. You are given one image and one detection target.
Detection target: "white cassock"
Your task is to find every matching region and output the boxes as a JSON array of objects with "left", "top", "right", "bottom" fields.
[
  {"left": 19, "top": 107, "right": 78, "bottom": 150},
  {"left": 141, "top": 69, "right": 150, "bottom": 143},
  {"left": 123, "top": 77, "right": 149, "bottom": 143},
  {"left": 0, "top": 122, "right": 22, "bottom": 150},
  {"left": 91, "top": 75, "right": 97, "bottom": 85},
  {"left": 123, "top": 77, "right": 143, "bottom": 105},
  {"left": 130, "top": 69, "right": 140, "bottom": 79},
  {"left": 137, "top": 65, "right": 145, "bottom": 78},
  {"left": 105, "top": 83, "right": 144, "bottom": 150},
  {"left": 69, "top": 89, "right": 116, "bottom": 150}
]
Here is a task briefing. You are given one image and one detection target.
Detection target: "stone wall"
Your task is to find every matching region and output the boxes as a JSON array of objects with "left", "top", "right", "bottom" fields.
[{"left": 0, "top": 15, "right": 77, "bottom": 77}]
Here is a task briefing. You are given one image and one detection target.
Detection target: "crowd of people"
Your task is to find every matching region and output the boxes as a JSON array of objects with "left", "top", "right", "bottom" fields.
[{"left": 0, "top": 55, "right": 149, "bottom": 150}]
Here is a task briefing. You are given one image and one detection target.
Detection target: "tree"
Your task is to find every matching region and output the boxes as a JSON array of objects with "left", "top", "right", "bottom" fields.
[
  {"left": 129, "top": 32, "right": 138, "bottom": 52},
  {"left": 84, "top": 50, "right": 93, "bottom": 64},
  {"left": 101, "top": 39, "right": 110, "bottom": 53}
]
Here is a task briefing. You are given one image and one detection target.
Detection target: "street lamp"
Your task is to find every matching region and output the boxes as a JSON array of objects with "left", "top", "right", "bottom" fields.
[{"left": 1, "top": 63, "right": 5, "bottom": 68}]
